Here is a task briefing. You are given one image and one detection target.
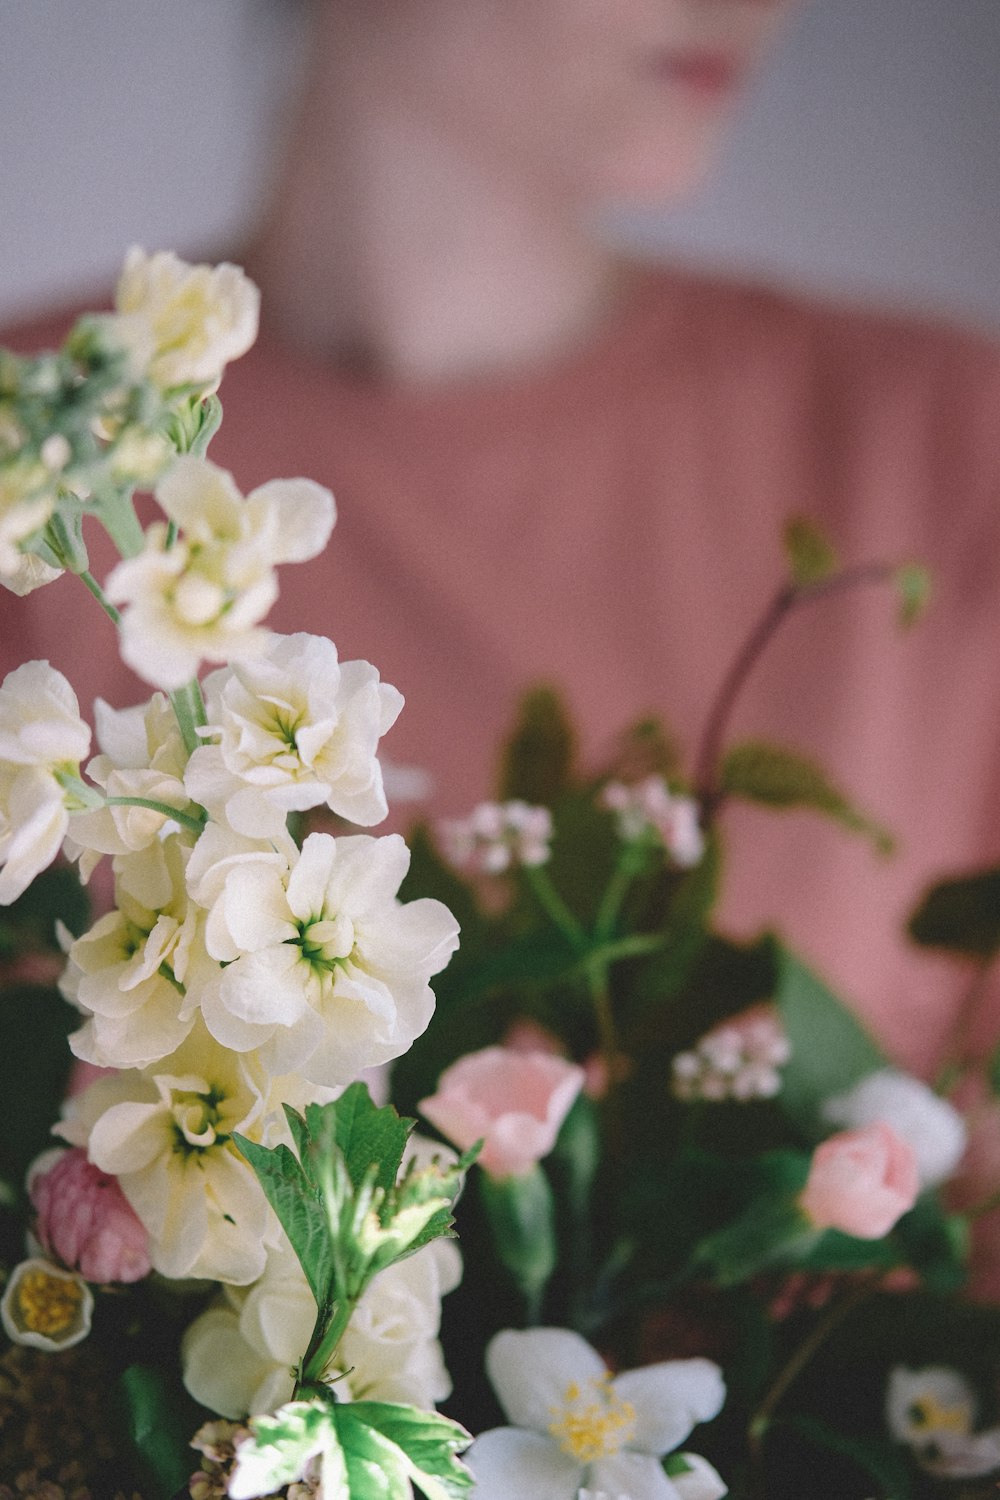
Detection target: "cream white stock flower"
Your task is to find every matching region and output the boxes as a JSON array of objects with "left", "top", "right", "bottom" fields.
[
  {"left": 63, "top": 836, "right": 203, "bottom": 1069},
  {"left": 67, "top": 694, "right": 192, "bottom": 878},
  {"left": 105, "top": 457, "right": 335, "bottom": 691},
  {"left": 184, "top": 633, "right": 403, "bottom": 837},
  {"left": 823, "top": 1069, "right": 968, "bottom": 1188},
  {"left": 66, "top": 1026, "right": 273, "bottom": 1284},
  {"left": 110, "top": 247, "right": 260, "bottom": 392},
  {"left": 466, "top": 1328, "right": 726, "bottom": 1500},
  {"left": 0, "top": 460, "right": 58, "bottom": 591},
  {"left": 0, "top": 660, "right": 91, "bottom": 903},
  {"left": 182, "top": 1210, "right": 461, "bottom": 1419},
  {"left": 194, "top": 830, "right": 459, "bottom": 1086},
  {"left": 887, "top": 1366, "right": 1000, "bottom": 1479}
]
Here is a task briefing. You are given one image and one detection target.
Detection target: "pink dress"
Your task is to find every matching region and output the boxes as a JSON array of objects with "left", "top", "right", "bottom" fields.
[{"left": 3, "top": 267, "right": 1000, "bottom": 1082}]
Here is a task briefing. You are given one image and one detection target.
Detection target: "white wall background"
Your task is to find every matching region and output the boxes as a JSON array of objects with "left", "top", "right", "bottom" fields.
[{"left": 1, "top": 0, "right": 999, "bottom": 330}]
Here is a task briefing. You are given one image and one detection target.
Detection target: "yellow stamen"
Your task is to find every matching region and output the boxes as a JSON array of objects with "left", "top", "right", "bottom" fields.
[
  {"left": 16, "top": 1268, "right": 84, "bottom": 1337},
  {"left": 548, "top": 1372, "right": 637, "bottom": 1463},
  {"left": 909, "top": 1395, "right": 970, "bottom": 1436}
]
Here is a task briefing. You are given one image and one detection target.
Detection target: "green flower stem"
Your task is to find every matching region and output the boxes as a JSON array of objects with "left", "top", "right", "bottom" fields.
[
  {"left": 594, "top": 839, "right": 650, "bottom": 943},
  {"left": 299, "top": 1292, "right": 359, "bottom": 1393},
  {"left": 169, "top": 679, "right": 209, "bottom": 758},
  {"left": 745, "top": 1273, "right": 881, "bottom": 1499},
  {"left": 104, "top": 796, "right": 206, "bottom": 837},
  {"left": 522, "top": 864, "right": 587, "bottom": 950},
  {"left": 54, "top": 770, "right": 105, "bottom": 811},
  {"left": 480, "top": 1166, "right": 557, "bottom": 1326},
  {"left": 78, "top": 570, "right": 122, "bottom": 626}
]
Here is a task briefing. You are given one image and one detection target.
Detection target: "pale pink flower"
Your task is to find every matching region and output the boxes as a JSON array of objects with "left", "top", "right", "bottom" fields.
[
  {"left": 799, "top": 1121, "right": 919, "bottom": 1239},
  {"left": 29, "top": 1147, "right": 152, "bottom": 1283},
  {"left": 418, "top": 1046, "right": 584, "bottom": 1179},
  {"left": 601, "top": 776, "right": 704, "bottom": 868},
  {"left": 438, "top": 800, "right": 552, "bottom": 875}
]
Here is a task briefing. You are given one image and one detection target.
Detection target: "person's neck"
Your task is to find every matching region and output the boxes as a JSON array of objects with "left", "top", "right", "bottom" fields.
[{"left": 249, "top": 33, "right": 630, "bottom": 385}]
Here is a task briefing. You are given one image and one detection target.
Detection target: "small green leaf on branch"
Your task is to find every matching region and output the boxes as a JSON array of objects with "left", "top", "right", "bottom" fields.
[
  {"left": 720, "top": 741, "right": 894, "bottom": 854},
  {"left": 908, "top": 865, "right": 1000, "bottom": 960},
  {"left": 783, "top": 515, "right": 839, "bottom": 587},
  {"left": 893, "top": 562, "right": 932, "bottom": 629}
]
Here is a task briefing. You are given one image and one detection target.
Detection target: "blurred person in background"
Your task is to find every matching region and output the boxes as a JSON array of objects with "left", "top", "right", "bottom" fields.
[{"left": 3, "top": 0, "right": 1000, "bottom": 1272}]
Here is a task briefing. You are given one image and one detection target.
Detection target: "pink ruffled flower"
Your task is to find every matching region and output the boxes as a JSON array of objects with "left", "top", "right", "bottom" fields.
[
  {"left": 418, "top": 1046, "right": 585, "bottom": 1179},
  {"left": 799, "top": 1122, "right": 919, "bottom": 1239},
  {"left": 30, "top": 1147, "right": 152, "bottom": 1284}
]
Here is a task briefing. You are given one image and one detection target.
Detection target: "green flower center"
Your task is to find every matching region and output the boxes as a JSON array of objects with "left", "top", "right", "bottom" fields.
[{"left": 171, "top": 1086, "right": 228, "bottom": 1154}]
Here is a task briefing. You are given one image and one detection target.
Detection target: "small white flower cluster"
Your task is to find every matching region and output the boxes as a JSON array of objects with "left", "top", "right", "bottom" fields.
[
  {"left": 671, "top": 1005, "right": 791, "bottom": 1103},
  {"left": 601, "top": 776, "right": 704, "bottom": 868},
  {"left": 439, "top": 798, "right": 553, "bottom": 874}
]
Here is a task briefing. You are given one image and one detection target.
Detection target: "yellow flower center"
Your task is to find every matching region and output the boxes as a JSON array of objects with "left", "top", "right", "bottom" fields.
[
  {"left": 548, "top": 1374, "right": 637, "bottom": 1463},
  {"left": 16, "top": 1268, "right": 84, "bottom": 1338},
  {"left": 908, "top": 1395, "right": 971, "bottom": 1436}
]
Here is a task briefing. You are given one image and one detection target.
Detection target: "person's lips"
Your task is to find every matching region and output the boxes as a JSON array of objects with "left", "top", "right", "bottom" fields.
[{"left": 644, "top": 48, "right": 745, "bottom": 98}]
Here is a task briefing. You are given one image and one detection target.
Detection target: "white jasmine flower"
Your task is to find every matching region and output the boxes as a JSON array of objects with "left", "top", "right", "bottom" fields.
[
  {"left": 823, "top": 1069, "right": 967, "bottom": 1188},
  {"left": 196, "top": 830, "right": 459, "bottom": 1086},
  {"left": 105, "top": 456, "right": 335, "bottom": 691},
  {"left": 0, "top": 660, "right": 91, "bottom": 902},
  {"left": 0, "top": 1257, "right": 93, "bottom": 1351},
  {"left": 466, "top": 1327, "right": 726, "bottom": 1500},
  {"left": 110, "top": 247, "right": 260, "bottom": 392},
  {"left": 887, "top": 1366, "right": 1000, "bottom": 1479},
  {"left": 182, "top": 1181, "right": 461, "bottom": 1418},
  {"left": 439, "top": 799, "right": 553, "bottom": 875},
  {"left": 63, "top": 836, "right": 202, "bottom": 1069},
  {"left": 71, "top": 1025, "right": 274, "bottom": 1284},
  {"left": 184, "top": 633, "right": 403, "bottom": 837},
  {"left": 601, "top": 777, "right": 704, "bottom": 869}
]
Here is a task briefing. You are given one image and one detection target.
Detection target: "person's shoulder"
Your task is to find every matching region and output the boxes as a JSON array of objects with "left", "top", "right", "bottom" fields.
[{"left": 657, "top": 262, "right": 1000, "bottom": 393}]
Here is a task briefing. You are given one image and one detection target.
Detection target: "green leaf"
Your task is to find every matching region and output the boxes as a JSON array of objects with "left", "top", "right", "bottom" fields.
[
  {"left": 894, "top": 562, "right": 932, "bottom": 629},
  {"left": 775, "top": 945, "right": 887, "bottom": 1137},
  {"left": 784, "top": 515, "right": 839, "bottom": 586},
  {"left": 694, "top": 1154, "right": 815, "bottom": 1287},
  {"left": 783, "top": 1413, "right": 914, "bottom": 1499},
  {"left": 907, "top": 865, "right": 1000, "bottom": 960},
  {"left": 720, "top": 741, "right": 894, "bottom": 854},
  {"left": 498, "top": 684, "right": 576, "bottom": 804},
  {"left": 307, "top": 1086, "right": 414, "bottom": 1195},
  {"left": 344, "top": 1403, "right": 473, "bottom": 1500},
  {"left": 890, "top": 1192, "right": 969, "bottom": 1293},
  {"left": 234, "top": 1134, "right": 334, "bottom": 1308},
  {"left": 119, "top": 1363, "right": 199, "bottom": 1498},
  {"left": 634, "top": 836, "right": 721, "bottom": 1007},
  {"left": 229, "top": 1399, "right": 473, "bottom": 1500}
]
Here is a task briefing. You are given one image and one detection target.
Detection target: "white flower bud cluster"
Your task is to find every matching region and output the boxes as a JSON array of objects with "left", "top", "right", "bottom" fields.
[
  {"left": 601, "top": 776, "right": 704, "bottom": 868},
  {"left": 439, "top": 798, "right": 553, "bottom": 874},
  {"left": 671, "top": 1005, "right": 790, "bottom": 1103}
]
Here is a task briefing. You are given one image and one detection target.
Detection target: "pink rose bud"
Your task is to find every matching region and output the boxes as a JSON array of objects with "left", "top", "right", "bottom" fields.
[
  {"left": 30, "top": 1147, "right": 152, "bottom": 1284},
  {"left": 799, "top": 1121, "right": 920, "bottom": 1239},
  {"left": 418, "top": 1045, "right": 585, "bottom": 1179}
]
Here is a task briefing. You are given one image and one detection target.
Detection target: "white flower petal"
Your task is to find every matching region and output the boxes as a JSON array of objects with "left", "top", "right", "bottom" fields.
[
  {"left": 486, "top": 1328, "right": 607, "bottom": 1432},
  {"left": 614, "top": 1359, "right": 726, "bottom": 1456},
  {"left": 465, "top": 1427, "right": 581, "bottom": 1500},
  {"left": 590, "top": 1451, "right": 681, "bottom": 1500}
]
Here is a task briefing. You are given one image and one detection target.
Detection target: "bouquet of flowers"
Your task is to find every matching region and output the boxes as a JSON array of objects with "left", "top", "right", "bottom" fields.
[{"left": 1, "top": 251, "right": 999, "bottom": 1500}]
